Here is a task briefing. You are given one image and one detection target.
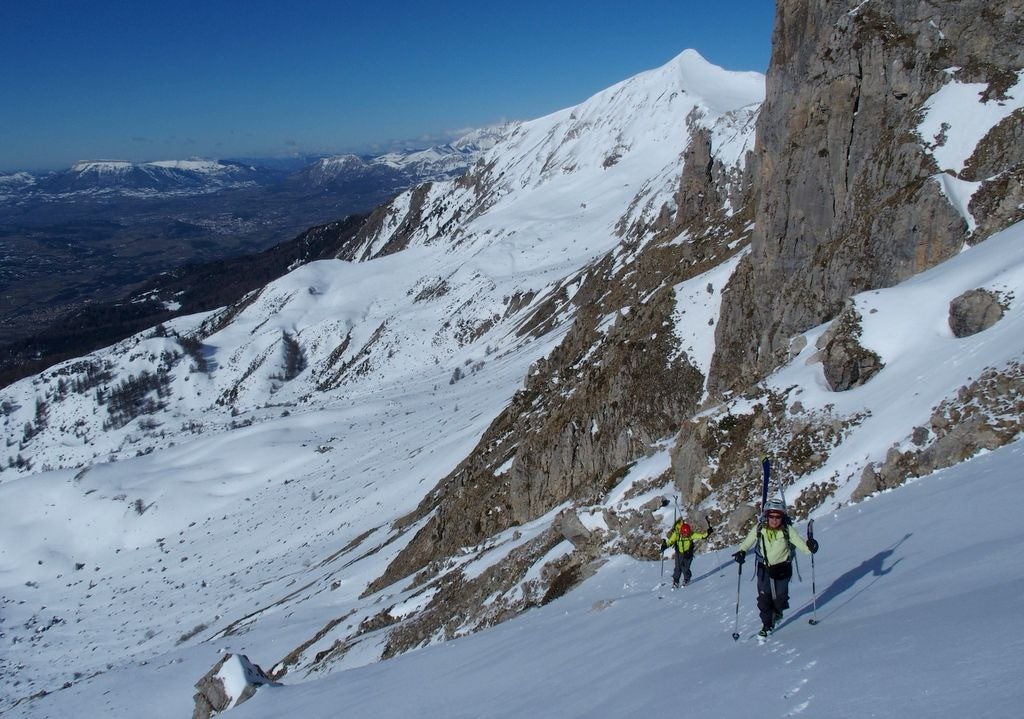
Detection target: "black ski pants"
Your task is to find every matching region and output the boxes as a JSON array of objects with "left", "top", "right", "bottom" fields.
[
  {"left": 755, "top": 561, "right": 792, "bottom": 629},
  {"left": 672, "top": 550, "right": 694, "bottom": 585}
]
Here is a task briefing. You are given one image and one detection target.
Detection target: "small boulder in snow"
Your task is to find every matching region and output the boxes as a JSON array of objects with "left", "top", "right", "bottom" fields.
[
  {"left": 948, "top": 288, "right": 1004, "bottom": 337},
  {"left": 192, "top": 653, "right": 277, "bottom": 719},
  {"left": 813, "top": 306, "right": 884, "bottom": 392}
]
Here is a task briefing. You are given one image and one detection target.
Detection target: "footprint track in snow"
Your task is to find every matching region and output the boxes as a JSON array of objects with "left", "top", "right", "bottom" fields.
[
  {"left": 784, "top": 677, "right": 809, "bottom": 696},
  {"left": 784, "top": 699, "right": 813, "bottom": 715}
]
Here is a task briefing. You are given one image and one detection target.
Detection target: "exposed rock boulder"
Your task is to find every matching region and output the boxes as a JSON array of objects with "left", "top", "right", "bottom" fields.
[
  {"left": 554, "top": 509, "right": 593, "bottom": 548},
  {"left": 822, "top": 337, "right": 884, "bottom": 392},
  {"left": 852, "top": 417, "right": 1006, "bottom": 502},
  {"left": 193, "top": 653, "right": 277, "bottom": 719},
  {"left": 669, "top": 430, "right": 711, "bottom": 506},
  {"left": 813, "top": 307, "right": 884, "bottom": 392},
  {"left": 911, "top": 425, "right": 930, "bottom": 446},
  {"left": 948, "top": 288, "right": 1005, "bottom": 337}
]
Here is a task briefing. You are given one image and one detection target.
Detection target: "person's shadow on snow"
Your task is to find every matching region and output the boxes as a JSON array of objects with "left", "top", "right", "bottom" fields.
[{"left": 784, "top": 533, "right": 910, "bottom": 626}]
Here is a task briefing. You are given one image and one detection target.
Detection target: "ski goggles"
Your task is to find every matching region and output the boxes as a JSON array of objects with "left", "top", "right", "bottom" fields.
[{"left": 765, "top": 511, "right": 784, "bottom": 520}]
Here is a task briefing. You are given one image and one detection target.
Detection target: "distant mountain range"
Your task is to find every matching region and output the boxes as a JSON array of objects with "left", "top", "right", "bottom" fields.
[
  {"left": 1, "top": 159, "right": 276, "bottom": 200},
  {"left": 0, "top": 126, "right": 508, "bottom": 202},
  {"left": 293, "top": 127, "right": 505, "bottom": 190},
  {"left": 31, "top": 159, "right": 271, "bottom": 195}
]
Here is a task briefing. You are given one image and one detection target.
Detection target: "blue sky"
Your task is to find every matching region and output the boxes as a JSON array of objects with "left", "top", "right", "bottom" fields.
[{"left": 0, "top": 1, "right": 775, "bottom": 172}]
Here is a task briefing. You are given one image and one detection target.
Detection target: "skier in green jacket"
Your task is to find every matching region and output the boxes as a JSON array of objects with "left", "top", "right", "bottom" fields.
[
  {"left": 733, "top": 499, "right": 818, "bottom": 636},
  {"left": 662, "top": 519, "right": 711, "bottom": 588}
]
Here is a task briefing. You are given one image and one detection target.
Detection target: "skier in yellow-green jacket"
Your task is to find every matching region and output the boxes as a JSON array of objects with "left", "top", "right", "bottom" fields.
[
  {"left": 661, "top": 519, "right": 711, "bottom": 588},
  {"left": 733, "top": 498, "right": 819, "bottom": 637}
]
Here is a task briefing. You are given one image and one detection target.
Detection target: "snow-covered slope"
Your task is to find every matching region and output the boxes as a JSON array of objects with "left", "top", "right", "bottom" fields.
[
  {"left": 5, "top": 381, "right": 1023, "bottom": 718},
  {"left": 187, "top": 442, "right": 1024, "bottom": 717},
  {"left": 1, "top": 43, "right": 1022, "bottom": 719},
  {"left": 230, "top": 440, "right": 1024, "bottom": 719}
]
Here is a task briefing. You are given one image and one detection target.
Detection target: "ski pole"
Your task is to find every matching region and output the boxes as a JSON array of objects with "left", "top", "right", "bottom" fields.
[
  {"left": 732, "top": 559, "right": 743, "bottom": 640},
  {"left": 808, "top": 519, "right": 819, "bottom": 625},
  {"left": 659, "top": 498, "right": 670, "bottom": 583},
  {"left": 706, "top": 515, "right": 720, "bottom": 566}
]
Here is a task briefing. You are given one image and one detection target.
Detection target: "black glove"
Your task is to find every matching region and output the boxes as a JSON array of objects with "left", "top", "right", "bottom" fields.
[
  {"left": 807, "top": 538, "right": 819, "bottom": 554},
  {"left": 732, "top": 551, "right": 745, "bottom": 564},
  {"left": 705, "top": 526, "right": 714, "bottom": 536},
  {"left": 661, "top": 540, "right": 668, "bottom": 552}
]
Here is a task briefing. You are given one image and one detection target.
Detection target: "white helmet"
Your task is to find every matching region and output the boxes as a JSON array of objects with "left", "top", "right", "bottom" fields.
[{"left": 763, "top": 498, "right": 787, "bottom": 516}]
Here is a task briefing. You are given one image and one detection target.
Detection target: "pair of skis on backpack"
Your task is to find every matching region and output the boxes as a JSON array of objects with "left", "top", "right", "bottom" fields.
[{"left": 732, "top": 457, "right": 821, "bottom": 642}]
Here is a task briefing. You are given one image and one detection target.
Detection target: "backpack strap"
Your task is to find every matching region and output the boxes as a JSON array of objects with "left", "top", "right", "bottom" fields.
[
  {"left": 783, "top": 523, "right": 795, "bottom": 561},
  {"left": 784, "top": 523, "right": 803, "bottom": 581},
  {"left": 755, "top": 520, "right": 768, "bottom": 565}
]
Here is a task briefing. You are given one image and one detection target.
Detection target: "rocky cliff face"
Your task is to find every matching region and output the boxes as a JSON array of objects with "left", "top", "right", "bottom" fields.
[{"left": 710, "top": 0, "right": 1024, "bottom": 396}]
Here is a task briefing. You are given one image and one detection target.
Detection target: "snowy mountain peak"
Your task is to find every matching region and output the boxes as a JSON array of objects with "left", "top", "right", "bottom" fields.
[
  {"left": 69, "top": 159, "right": 135, "bottom": 173},
  {"left": 663, "top": 48, "right": 766, "bottom": 113},
  {"left": 147, "top": 158, "right": 238, "bottom": 173},
  {"left": 475, "top": 50, "right": 762, "bottom": 198},
  {"left": 568, "top": 49, "right": 764, "bottom": 128}
]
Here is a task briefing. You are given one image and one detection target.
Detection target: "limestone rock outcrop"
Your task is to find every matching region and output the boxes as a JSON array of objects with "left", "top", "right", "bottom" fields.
[{"left": 710, "top": 0, "right": 1024, "bottom": 397}]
